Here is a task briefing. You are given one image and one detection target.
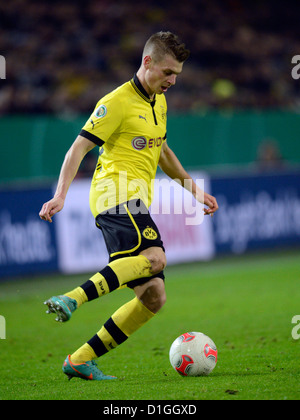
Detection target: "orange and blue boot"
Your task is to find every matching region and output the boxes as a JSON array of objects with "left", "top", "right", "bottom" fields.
[
  {"left": 44, "top": 295, "right": 77, "bottom": 322},
  {"left": 62, "top": 355, "right": 117, "bottom": 381}
]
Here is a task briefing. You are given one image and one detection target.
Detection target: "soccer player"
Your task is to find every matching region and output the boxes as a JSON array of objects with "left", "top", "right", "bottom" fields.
[{"left": 39, "top": 31, "right": 218, "bottom": 381}]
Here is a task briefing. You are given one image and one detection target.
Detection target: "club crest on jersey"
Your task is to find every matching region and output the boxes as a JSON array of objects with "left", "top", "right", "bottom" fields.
[
  {"left": 94, "top": 104, "right": 107, "bottom": 119},
  {"left": 132, "top": 136, "right": 147, "bottom": 150},
  {"left": 142, "top": 226, "right": 158, "bottom": 240}
]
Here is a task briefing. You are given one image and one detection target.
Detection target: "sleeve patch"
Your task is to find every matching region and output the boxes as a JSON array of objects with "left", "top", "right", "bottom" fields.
[{"left": 94, "top": 104, "right": 107, "bottom": 119}]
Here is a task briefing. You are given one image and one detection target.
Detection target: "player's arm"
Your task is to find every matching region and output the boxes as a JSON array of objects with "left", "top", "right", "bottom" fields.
[
  {"left": 39, "top": 135, "right": 96, "bottom": 223},
  {"left": 158, "top": 141, "right": 218, "bottom": 216}
]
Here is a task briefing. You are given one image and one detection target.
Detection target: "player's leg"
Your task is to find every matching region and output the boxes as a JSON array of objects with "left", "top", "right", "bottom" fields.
[
  {"left": 65, "top": 252, "right": 166, "bottom": 378},
  {"left": 66, "top": 247, "right": 165, "bottom": 304},
  {"left": 64, "top": 276, "right": 166, "bottom": 380},
  {"left": 139, "top": 246, "right": 167, "bottom": 284},
  {"left": 62, "top": 265, "right": 166, "bottom": 379},
  {"left": 46, "top": 200, "right": 167, "bottom": 380},
  {"left": 133, "top": 275, "right": 166, "bottom": 314},
  {"left": 45, "top": 198, "right": 166, "bottom": 322},
  {"left": 67, "top": 246, "right": 165, "bottom": 303},
  {"left": 45, "top": 248, "right": 165, "bottom": 322},
  {"left": 67, "top": 261, "right": 166, "bottom": 364}
]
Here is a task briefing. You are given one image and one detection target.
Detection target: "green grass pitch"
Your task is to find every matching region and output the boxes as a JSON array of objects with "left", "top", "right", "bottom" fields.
[{"left": 0, "top": 250, "right": 299, "bottom": 401}]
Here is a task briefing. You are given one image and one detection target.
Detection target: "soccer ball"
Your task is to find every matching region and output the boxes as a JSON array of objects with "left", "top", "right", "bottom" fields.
[{"left": 169, "top": 332, "right": 218, "bottom": 376}]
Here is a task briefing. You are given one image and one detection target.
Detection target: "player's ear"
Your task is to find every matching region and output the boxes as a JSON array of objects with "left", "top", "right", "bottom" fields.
[{"left": 143, "top": 55, "right": 152, "bottom": 69}]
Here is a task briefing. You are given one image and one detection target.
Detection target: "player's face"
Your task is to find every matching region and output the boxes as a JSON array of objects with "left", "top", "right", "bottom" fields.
[{"left": 144, "top": 54, "right": 183, "bottom": 98}]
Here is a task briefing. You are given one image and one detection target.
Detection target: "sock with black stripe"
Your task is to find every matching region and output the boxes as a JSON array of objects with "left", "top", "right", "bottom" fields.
[
  {"left": 70, "top": 297, "right": 155, "bottom": 363},
  {"left": 65, "top": 255, "right": 152, "bottom": 307}
]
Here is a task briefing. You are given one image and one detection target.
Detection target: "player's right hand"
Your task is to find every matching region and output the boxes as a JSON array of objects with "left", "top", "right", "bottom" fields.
[{"left": 39, "top": 196, "right": 64, "bottom": 223}]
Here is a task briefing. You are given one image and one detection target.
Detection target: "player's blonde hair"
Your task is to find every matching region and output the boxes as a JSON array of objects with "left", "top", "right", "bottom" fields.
[{"left": 143, "top": 31, "right": 190, "bottom": 63}]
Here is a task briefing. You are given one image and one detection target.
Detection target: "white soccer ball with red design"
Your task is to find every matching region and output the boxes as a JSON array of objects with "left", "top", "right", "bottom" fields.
[{"left": 169, "top": 332, "right": 218, "bottom": 376}]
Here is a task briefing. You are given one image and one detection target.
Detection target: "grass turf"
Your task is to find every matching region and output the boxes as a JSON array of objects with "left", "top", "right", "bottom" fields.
[{"left": 0, "top": 250, "right": 299, "bottom": 400}]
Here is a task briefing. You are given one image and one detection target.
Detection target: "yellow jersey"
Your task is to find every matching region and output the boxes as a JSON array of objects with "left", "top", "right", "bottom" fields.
[{"left": 80, "top": 74, "right": 167, "bottom": 217}]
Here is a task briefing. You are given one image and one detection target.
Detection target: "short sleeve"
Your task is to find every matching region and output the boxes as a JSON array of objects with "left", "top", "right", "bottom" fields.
[{"left": 80, "top": 94, "right": 123, "bottom": 145}]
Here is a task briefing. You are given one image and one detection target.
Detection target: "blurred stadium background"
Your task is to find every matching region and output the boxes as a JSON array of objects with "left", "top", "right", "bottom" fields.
[{"left": 1, "top": 0, "right": 300, "bottom": 280}]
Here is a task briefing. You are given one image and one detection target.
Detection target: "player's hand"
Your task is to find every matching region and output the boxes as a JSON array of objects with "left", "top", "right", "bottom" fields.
[
  {"left": 203, "top": 192, "right": 218, "bottom": 217},
  {"left": 39, "top": 196, "right": 64, "bottom": 223}
]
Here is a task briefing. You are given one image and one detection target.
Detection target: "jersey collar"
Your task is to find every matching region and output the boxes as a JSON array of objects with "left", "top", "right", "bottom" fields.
[{"left": 131, "top": 74, "right": 156, "bottom": 104}]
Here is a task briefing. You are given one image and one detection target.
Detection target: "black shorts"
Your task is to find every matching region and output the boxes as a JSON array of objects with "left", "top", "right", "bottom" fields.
[{"left": 95, "top": 199, "right": 165, "bottom": 288}]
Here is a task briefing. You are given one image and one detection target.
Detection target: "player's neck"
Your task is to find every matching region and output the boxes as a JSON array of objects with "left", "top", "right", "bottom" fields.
[{"left": 136, "top": 68, "right": 155, "bottom": 100}]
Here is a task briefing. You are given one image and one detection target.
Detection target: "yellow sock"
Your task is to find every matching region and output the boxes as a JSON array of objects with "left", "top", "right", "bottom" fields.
[
  {"left": 65, "top": 287, "right": 88, "bottom": 308},
  {"left": 70, "top": 343, "right": 97, "bottom": 364},
  {"left": 111, "top": 296, "right": 155, "bottom": 336},
  {"left": 108, "top": 255, "right": 152, "bottom": 284},
  {"left": 64, "top": 255, "right": 151, "bottom": 306},
  {"left": 68, "top": 255, "right": 152, "bottom": 304},
  {"left": 70, "top": 297, "right": 154, "bottom": 362}
]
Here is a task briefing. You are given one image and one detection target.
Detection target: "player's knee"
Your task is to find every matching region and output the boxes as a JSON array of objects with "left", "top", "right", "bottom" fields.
[
  {"left": 141, "top": 248, "right": 167, "bottom": 274},
  {"left": 151, "top": 253, "right": 166, "bottom": 274}
]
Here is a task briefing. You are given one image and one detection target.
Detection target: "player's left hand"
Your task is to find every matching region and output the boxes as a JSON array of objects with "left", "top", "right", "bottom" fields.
[
  {"left": 203, "top": 192, "right": 218, "bottom": 217},
  {"left": 39, "top": 196, "right": 64, "bottom": 223}
]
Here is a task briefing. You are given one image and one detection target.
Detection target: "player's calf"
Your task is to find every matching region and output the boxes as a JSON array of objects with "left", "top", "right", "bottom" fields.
[{"left": 134, "top": 277, "right": 166, "bottom": 313}]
